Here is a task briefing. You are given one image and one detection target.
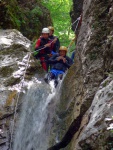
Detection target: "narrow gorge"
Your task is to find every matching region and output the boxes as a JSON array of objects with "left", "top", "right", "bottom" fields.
[{"left": 0, "top": 0, "right": 113, "bottom": 150}]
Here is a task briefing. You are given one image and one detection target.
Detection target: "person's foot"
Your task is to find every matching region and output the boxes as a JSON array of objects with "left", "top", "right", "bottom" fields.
[
  {"left": 44, "top": 72, "right": 54, "bottom": 84},
  {"left": 44, "top": 74, "right": 49, "bottom": 84},
  {"left": 54, "top": 79, "right": 58, "bottom": 88},
  {"left": 58, "top": 74, "right": 63, "bottom": 80}
]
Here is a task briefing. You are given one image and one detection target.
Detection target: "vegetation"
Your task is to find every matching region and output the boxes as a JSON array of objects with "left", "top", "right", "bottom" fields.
[
  {"left": 1, "top": 0, "right": 75, "bottom": 53},
  {"left": 42, "top": 0, "right": 76, "bottom": 54},
  {"left": 0, "top": 0, "right": 52, "bottom": 40}
]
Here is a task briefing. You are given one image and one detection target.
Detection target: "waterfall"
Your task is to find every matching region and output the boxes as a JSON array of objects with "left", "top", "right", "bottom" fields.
[{"left": 13, "top": 78, "right": 60, "bottom": 150}]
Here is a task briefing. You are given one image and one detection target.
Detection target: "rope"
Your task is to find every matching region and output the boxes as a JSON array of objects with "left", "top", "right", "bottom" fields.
[
  {"left": 72, "top": 16, "right": 81, "bottom": 26},
  {"left": 74, "top": 19, "right": 80, "bottom": 33},
  {"left": 68, "top": 15, "right": 82, "bottom": 53},
  {"left": 31, "top": 38, "right": 57, "bottom": 54},
  {"left": 9, "top": 52, "right": 31, "bottom": 150}
]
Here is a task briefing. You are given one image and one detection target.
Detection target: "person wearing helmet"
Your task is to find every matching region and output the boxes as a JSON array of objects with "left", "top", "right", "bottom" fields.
[
  {"left": 34, "top": 28, "right": 54, "bottom": 72},
  {"left": 44, "top": 46, "right": 73, "bottom": 87},
  {"left": 48, "top": 26, "right": 60, "bottom": 53}
]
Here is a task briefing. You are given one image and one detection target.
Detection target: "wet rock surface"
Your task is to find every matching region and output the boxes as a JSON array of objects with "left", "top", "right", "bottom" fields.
[
  {"left": 48, "top": 0, "right": 113, "bottom": 150},
  {"left": 0, "top": 29, "right": 40, "bottom": 150}
]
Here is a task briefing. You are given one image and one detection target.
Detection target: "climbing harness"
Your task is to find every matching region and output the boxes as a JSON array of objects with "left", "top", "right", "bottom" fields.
[{"left": 32, "top": 38, "right": 57, "bottom": 54}]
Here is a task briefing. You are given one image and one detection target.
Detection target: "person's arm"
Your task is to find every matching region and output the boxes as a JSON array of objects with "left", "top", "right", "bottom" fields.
[
  {"left": 64, "top": 57, "right": 73, "bottom": 68},
  {"left": 35, "top": 39, "right": 44, "bottom": 50},
  {"left": 48, "top": 54, "right": 59, "bottom": 64},
  {"left": 35, "top": 39, "right": 51, "bottom": 51}
]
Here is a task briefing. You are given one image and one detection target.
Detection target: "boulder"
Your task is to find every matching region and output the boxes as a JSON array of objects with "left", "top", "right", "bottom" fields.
[{"left": 0, "top": 29, "right": 39, "bottom": 149}]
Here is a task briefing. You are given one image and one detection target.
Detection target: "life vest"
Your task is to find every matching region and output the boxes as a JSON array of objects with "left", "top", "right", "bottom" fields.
[{"left": 38, "top": 37, "right": 52, "bottom": 55}]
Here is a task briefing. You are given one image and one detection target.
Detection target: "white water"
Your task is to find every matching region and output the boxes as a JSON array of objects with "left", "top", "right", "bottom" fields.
[{"left": 13, "top": 79, "right": 58, "bottom": 150}]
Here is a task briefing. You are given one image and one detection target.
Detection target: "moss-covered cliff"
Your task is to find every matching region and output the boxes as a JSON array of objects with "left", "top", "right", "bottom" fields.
[{"left": 0, "top": 0, "right": 52, "bottom": 40}]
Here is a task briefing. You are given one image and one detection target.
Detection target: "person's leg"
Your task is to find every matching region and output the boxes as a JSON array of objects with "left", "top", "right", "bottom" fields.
[
  {"left": 44, "top": 71, "right": 55, "bottom": 83},
  {"left": 58, "top": 74, "right": 63, "bottom": 80},
  {"left": 54, "top": 73, "right": 64, "bottom": 87},
  {"left": 40, "top": 57, "right": 48, "bottom": 71}
]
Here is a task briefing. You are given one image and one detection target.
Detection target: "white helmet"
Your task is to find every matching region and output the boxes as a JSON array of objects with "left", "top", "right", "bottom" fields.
[{"left": 42, "top": 28, "right": 50, "bottom": 33}]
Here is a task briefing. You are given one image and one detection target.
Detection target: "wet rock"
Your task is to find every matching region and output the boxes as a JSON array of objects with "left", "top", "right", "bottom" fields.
[
  {"left": 48, "top": 0, "right": 113, "bottom": 150},
  {"left": 0, "top": 29, "right": 40, "bottom": 149},
  {"left": 78, "top": 77, "right": 113, "bottom": 149}
]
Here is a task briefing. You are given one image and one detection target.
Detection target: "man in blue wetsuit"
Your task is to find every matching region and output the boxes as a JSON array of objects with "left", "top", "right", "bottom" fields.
[{"left": 44, "top": 46, "right": 73, "bottom": 87}]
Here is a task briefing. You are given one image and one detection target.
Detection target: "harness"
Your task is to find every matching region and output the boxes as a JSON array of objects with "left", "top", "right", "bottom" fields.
[{"left": 38, "top": 37, "right": 51, "bottom": 56}]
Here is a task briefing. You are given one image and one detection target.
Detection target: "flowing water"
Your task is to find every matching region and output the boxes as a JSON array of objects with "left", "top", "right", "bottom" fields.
[{"left": 13, "top": 79, "right": 59, "bottom": 150}]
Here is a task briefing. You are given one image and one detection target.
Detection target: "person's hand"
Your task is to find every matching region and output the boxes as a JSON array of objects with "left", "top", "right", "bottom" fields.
[
  {"left": 62, "top": 58, "right": 66, "bottom": 63},
  {"left": 57, "top": 56, "right": 66, "bottom": 62},
  {"left": 44, "top": 43, "right": 51, "bottom": 47},
  {"left": 57, "top": 56, "right": 63, "bottom": 61}
]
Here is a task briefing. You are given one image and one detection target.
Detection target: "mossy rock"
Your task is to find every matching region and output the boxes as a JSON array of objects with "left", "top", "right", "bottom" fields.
[
  {"left": 0, "top": 66, "right": 14, "bottom": 77},
  {"left": 0, "top": 0, "right": 52, "bottom": 40},
  {"left": 5, "top": 90, "right": 17, "bottom": 108},
  {"left": 4, "top": 76, "right": 20, "bottom": 86}
]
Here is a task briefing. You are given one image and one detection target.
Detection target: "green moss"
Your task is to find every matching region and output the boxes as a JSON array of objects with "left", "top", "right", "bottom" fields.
[
  {"left": 0, "top": 66, "right": 14, "bottom": 77},
  {"left": 0, "top": 49, "right": 14, "bottom": 55},
  {"left": 31, "top": 6, "right": 43, "bottom": 16},
  {"left": 81, "top": 143, "right": 93, "bottom": 150},
  {"left": 89, "top": 0, "right": 111, "bottom": 51},
  {"left": 102, "top": 80, "right": 108, "bottom": 87},
  {"left": 5, "top": 90, "right": 17, "bottom": 107},
  {"left": 89, "top": 52, "right": 97, "bottom": 60},
  {"left": 0, "top": 0, "right": 52, "bottom": 40},
  {"left": 4, "top": 76, "right": 20, "bottom": 86},
  {"left": 106, "top": 135, "right": 113, "bottom": 149},
  {"left": 5, "top": 0, "right": 24, "bottom": 30}
]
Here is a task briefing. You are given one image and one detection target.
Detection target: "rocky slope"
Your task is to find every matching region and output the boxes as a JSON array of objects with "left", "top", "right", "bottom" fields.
[{"left": 48, "top": 0, "right": 113, "bottom": 150}]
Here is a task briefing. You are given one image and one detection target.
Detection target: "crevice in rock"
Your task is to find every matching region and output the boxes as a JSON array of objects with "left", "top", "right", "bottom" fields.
[
  {"left": 47, "top": 115, "right": 82, "bottom": 150},
  {"left": 47, "top": 100, "right": 92, "bottom": 150}
]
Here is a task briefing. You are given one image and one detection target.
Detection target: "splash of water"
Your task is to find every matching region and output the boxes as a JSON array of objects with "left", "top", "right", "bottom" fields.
[{"left": 13, "top": 80, "right": 56, "bottom": 150}]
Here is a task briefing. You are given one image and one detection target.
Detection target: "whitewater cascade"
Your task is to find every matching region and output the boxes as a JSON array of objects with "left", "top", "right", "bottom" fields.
[{"left": 13, "top": 78, "right": 60, "bottom": 150}]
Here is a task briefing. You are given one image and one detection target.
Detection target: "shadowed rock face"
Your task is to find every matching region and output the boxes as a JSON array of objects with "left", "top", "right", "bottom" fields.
[
  {"left": 47, "top": 0, "right": 113, "bottom": 150},
  {"left": 70, "top": 0, "right": 84, "bottom": 31},
  {"left": 0, "top": 29, "right": 41, "bottom": 150}
]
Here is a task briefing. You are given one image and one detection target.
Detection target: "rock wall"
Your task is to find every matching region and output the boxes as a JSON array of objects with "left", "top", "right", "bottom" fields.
[
  {"left": 0, "top": 0, "right": 52, "bottom": 40},
  {"left": 0, "top": 29, "right": 41, "bottom": 150},
  {"left": 48, "top": 0, "right": 113, "bottom": 150}
]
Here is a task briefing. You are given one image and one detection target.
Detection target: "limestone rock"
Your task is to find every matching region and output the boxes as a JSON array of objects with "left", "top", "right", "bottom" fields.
[{"left": 0, "top": 29, "right": 39, "bottom": 149}]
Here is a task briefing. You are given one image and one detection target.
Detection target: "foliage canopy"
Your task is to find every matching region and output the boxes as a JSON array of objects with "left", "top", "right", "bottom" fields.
[{"left": 42, "top": 0, "right": 75, "bottom": 53}]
